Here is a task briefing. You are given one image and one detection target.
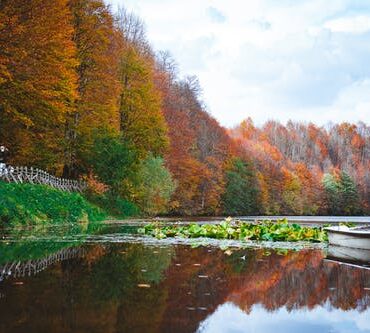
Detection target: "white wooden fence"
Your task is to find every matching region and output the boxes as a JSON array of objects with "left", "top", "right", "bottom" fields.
[
  {"left": 0, "top": 246, "right": 85, "bottom": 282},
  {"left": 0, "top": 165, "right": 87, "bottom": 192}
]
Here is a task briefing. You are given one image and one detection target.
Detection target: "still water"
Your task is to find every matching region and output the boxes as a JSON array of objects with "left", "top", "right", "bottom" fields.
[{"left": 0, "top": 222, "right": 369, "bottom": 333}]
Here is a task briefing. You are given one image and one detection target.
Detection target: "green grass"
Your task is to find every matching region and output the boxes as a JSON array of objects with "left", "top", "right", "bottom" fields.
[
  {"left": 0, "top": 181, "right": 106, "bottom": 226},
  {"left": 138, "top": 218, "right": 328, "bottom": 243}
]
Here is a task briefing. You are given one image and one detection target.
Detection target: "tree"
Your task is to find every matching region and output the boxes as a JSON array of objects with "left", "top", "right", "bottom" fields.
[
  {"left": 65, "top": 0, "right": 123, "bottom": 176},
  {"left": 117, "top": 11, "right": 168, "bottom": 159},
  {"left": 86, "top": 130, "right": 137, "bottom": 195},
  {"left": 322, "top": 173, "right": 341, "bottom": 215},
  {"left": 0, "top": 0, "right": 78, "bottom": 173},
  {"left": 339, "top": 171, "right": 361, "bottom": 215},
  {"left": 135, "top": 154, "right": 176, "bottom": 215},
  {"left": 155, "top": 68, "right": 235, "bottom": 215},
  {"left": 231, "top": 119, "right": 369, "bottom": 215},
  {"left": 222, "top": 158, "right": 259, "bottom": 216},
  {"left": 281, "top": 167, "right": 303, "bottom": 215},
  {"left": 323, "top": 171, "right": 361, "bottom": 215}
]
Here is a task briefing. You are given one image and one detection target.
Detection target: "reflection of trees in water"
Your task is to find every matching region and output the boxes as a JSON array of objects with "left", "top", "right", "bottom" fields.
[
  {"left": 0, "top": 244, "right": 369, "bottom": 333},
  {"left": 0, "top": 220, "right": 107, "bottom": 266},
  {"left": 155, "top": 248, "right": 370, "bottom": 333},
  {"left": 158, "top": 246, "right": 231, "bottom": 333},
  {"left": 225, "top": 250, "right": 370, "bottom": 313},
  {"left": 0, "top": 243, "right": 174, "bottom": 333},
  {"left": 72, "top": 243, "right": 173, "bottom": 332},
  {"left": 86, "top": 243, "right": 174, "bottom": 333},
  {"left": 89, "top": 243, "right": 173, "bottom": 301}
]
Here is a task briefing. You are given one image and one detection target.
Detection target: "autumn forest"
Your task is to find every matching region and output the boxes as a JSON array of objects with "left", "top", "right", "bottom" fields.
[{"left": 0, "top": 0, "right": 369, "bottom": 217}]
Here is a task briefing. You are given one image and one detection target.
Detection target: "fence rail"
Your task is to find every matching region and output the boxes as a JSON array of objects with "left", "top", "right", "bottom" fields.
[
  {"left": 0, "top": 165, "right": 87, "bottom": 192},
  {"left": 0, "top": 247, "right": 85, "bottom": 282}
]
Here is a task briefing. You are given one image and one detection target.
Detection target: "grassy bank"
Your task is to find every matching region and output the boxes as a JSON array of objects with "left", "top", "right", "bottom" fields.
[{"left": 0, "top": 181, "right": 105, "bottom": 226}]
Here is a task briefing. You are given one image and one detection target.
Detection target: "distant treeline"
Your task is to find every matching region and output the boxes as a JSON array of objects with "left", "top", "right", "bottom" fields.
[
  {"left": 0, "top": 0, "right": 369, "bottom": 216},
  {"left": 230, "top": 119, "right": 369, "bottom": 215}
]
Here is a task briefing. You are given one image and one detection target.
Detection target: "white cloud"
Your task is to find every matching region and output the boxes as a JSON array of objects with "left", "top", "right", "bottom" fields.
[
  {"left": 197, "top": 302, "right": 370, "bottom": 333},
  {"left": 106, "top": 0, "right": 370, "bottom": 127},
  {"left": 324, "top": 15, "right": 370, "bottom": 34}
]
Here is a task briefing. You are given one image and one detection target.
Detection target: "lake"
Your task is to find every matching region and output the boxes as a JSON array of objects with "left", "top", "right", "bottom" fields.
[{"left": 0, "top": 220, "right": 369, "bottom": 333}]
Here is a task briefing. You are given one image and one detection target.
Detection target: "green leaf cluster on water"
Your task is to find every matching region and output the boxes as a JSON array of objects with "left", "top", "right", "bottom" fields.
[
  {"left": 0, "top": 181, "right": 105, "bottom": 226},
  {"left": 138, "top": 218, "right": 328, "bottom": 243}
]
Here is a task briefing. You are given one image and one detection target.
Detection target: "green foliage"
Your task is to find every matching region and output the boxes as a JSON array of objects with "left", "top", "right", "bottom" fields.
[
  {"left": 119, "top": 48, "right": 169, "bottom": 158},
  {"left": 322, "top": 173, "right": 341, "bottom": 214},
  {"left": 89, "top": 192, "right": 140, "bottom": 218},
  {"left": 222, "top": 158, "right": 259, "bottom": 215},
  {"left": 0, "top": 220, "right": 109, "bottom": 265},
  {"left": 339, "top": 172, "right": 361, "bottom": 215},
  {"left": 64, "top": 0, "right": 123, "bottom": 176},
  {"left": 0, "top": 181, "right": 105, "bottom": 226},
  {"left": 323, "top": 171, "right": 361, "bottom": 215},
  {"left": 138, "top": 218, "right": 328, "bottom": 243},
  {"left": 135, "top": 154, "right": 176, "bottom": 215},
  {"left": 90, "top": 244, "right": 173, "bottom": 301},
  {"left": 0, "top": 241, "right": 74, "bottom": 266},
  {"left": 86, "top": 129, "right": 138, "bottom": 193},
  {"left": 83, "top": 129, "right": 143, "bottom": 217}
]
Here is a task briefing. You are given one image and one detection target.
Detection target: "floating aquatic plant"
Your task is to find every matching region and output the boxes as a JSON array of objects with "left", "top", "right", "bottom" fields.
[{"left": 138, "top": 218, "right": 328, "bottom": 243}]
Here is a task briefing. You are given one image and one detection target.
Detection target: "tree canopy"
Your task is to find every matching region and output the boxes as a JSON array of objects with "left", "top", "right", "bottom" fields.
[{"left": 0, "top": 1, "right": 368, "bottom": 216}]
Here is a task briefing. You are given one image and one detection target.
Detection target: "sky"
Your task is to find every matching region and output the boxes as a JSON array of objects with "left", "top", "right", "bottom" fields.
[
  {"left": 197, "top": 302, "right": 370, "bottom": 333},
  {"left": 106, "top": 0, "right": 370, "bottom": 127}
]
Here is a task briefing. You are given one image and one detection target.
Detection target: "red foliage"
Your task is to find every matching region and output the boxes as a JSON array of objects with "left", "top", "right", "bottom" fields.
[{"left": 230, "top": 119, "right": 369, "bottom": 214}]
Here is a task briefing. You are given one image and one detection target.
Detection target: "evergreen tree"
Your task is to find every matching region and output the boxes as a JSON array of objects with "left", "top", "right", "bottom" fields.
[
  {"left": 323, "top": 171, "right": 361, "bottom": 215},
  {"left": 322, "top": 173, "right": 341, "bottom": 215},
  {"left": 339, "top": 171, "right": 361, "bottom": 215},
  {"left": 222, "top": 158, "right": 259, "bottom": 216}
]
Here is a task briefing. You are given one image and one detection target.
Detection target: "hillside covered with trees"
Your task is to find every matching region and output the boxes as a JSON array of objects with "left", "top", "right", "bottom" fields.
[
  {"left": 0, "top": 0, "right": 369, "bottom": 216},
  {"left": 230, "top": 119, "right": 370, "bottom": 215}
]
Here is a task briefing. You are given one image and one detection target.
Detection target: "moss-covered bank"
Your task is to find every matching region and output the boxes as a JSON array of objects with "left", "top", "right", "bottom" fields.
[{"left": 0, "top": 181, "right": 105, "bottom": 226}]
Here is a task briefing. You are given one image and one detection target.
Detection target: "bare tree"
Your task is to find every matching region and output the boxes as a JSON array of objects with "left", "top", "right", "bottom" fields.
[
  {"left": 115, "top": 6, "right": 152, "bottom": 56},
  {"left": 156, "top": 50, "right": 178, "bottom": 82}
]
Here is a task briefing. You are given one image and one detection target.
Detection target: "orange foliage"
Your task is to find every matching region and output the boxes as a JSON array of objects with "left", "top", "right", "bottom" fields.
[
  {"left": 86, "top": 173, "right": 109, "bottom": 195},
  {"left": 230, "top": 119, "right": 369, "bottom": 214},
  {"left": 0, "top": 0, "right": 78, "bottom": 173}
]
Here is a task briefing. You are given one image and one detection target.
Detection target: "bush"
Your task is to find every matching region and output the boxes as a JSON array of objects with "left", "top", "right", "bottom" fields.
[{"left": 87, "top": 192, "right": 140, "bottom": 218}]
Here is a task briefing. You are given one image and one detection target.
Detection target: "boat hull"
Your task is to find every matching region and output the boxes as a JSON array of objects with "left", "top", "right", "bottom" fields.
[
  {"left": 327, "top": 245, "right": 370, "bottom": 264},
  {"left": 327, "top": 232, "right": 370, "bottom": 250}
]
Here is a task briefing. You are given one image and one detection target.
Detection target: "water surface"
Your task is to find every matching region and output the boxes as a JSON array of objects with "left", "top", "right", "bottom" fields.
[{"left": 0, "top": 222, "right": 369, "bottom": 333}]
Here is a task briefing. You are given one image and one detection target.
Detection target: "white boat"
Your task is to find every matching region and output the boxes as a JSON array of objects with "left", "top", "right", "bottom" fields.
[
  {"left": 325, "top": 225, "right": 370, "bottom": 250},
  {"left": 326, "top": 245, "right": 370, "bottom": 265}
]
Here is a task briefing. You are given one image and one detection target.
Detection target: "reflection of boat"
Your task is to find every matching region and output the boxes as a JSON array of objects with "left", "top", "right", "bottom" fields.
[
  {"left": 325, "top": 225, "right": 370, "bottom": 266},
  {"left": 325, "top": 225, "right": 370, "bottom": 250},
  {"left": 326, "top": 245, "right": 370, "bottom": 265}
]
